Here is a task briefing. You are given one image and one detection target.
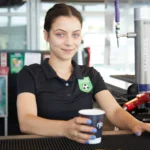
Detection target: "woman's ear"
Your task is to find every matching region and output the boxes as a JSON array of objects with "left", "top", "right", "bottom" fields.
[{"left": 43, "top": 30, "right": 49, "bottom": 42}]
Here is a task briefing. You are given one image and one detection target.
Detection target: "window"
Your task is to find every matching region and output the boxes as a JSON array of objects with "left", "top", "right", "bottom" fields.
[{"left": 0, "top": 3, "right": 27, "bottom": 50}]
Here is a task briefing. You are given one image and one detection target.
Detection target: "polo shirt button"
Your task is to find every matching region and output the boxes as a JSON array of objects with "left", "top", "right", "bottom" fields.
[
  {"left": 66, "top": 83, "right": 69, "bottom": 86},
  {"left": 67, "top": 93, "right": 71, "bottom": 96}
]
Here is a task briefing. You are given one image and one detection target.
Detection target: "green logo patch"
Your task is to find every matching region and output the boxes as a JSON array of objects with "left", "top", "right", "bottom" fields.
[{"left": 78, "top": 76, "right": 93, "bottom": 93}]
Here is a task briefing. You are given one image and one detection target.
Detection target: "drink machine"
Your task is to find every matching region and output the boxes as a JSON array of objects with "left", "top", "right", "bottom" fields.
[{"left": 114, "top": 3, "right": 150, "bottom": 119}]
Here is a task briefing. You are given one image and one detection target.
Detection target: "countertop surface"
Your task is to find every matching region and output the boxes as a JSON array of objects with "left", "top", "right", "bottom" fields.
[
  {"left": 1, "top": 130, "right": 150, "bottom": 150},
  {"left": 0, "top": 130, "right": 132, "bottom": 139}
]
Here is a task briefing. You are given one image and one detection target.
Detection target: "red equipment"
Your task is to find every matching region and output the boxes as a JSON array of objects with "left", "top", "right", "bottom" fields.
[{"left": 123, "top": 92, "right": 150, "bottom": 111}]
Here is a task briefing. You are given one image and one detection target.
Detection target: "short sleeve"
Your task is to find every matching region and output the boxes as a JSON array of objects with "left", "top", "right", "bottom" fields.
[
  {"left": 17, "top": 66, "right": 36, "bottom": 95},
  {"left": 92, "top": 68, "right": 107, "bottom": 95}
]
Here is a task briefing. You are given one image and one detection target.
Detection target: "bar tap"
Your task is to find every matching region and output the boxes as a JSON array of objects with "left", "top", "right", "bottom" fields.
[{"left": 114, "top": 0, "right": 120, "bottom": 48}]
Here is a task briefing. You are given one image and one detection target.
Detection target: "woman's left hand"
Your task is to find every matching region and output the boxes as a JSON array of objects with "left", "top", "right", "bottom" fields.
[{"left": 131, "top": 120, "right": 150, "bottom": 136}]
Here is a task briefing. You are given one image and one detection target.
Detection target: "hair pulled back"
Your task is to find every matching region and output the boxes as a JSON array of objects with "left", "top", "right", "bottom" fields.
[{"left": 44, "top": 3, "right": 83, "bottom": 32}]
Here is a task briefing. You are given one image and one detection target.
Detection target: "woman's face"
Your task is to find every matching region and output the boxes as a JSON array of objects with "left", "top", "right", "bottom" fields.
[{"left": 48, "top": 16, "right": 82, "bottom": 61}]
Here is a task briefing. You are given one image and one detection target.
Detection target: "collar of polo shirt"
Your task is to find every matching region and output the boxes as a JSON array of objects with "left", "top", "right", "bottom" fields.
[{"left": 41, "top": 58, "right": 83, "bottom": 80}]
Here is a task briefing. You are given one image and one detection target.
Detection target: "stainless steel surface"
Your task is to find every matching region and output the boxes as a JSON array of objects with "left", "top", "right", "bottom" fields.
[{"left": 134, "top": 7, "right": 150, "bottom": 85}]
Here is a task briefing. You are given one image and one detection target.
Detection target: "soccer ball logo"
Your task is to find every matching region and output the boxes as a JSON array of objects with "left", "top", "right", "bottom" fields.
[{"left": 82, "top": 84, "right": 89, "bottom": 90}]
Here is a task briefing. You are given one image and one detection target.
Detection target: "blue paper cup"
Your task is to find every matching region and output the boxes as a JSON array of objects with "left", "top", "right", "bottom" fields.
[{"left": 78, "top": 109, "right": 105, "bottom": 144}]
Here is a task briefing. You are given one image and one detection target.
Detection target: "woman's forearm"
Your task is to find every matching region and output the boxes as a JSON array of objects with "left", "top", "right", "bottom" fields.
[
  {"left": 107, "top": 107, "right": 140, "bottom": 130},
  {"left": 19, "top": 115, "right": 66, "bottom": 137}
]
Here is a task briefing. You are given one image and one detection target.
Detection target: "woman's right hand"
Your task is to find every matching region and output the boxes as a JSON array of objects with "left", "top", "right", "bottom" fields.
[{"left": 63, "top": 117, "right": 97, "bottom": 144}]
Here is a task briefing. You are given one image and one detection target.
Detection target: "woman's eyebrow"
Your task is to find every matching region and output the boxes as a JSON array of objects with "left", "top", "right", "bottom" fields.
[
  {"left": 73, "top": 30, "right": 81, "bottom": 32},
  {"left": 54, "top": 29, "right": 81, "bottom": 32},
  {"left": 54, "top": 29, "right": 66, "bottom": 32}
]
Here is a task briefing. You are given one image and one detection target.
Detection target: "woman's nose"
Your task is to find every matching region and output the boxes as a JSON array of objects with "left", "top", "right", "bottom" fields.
[{"left": 64, "top": 36, "right": 73, "bottom": 46}]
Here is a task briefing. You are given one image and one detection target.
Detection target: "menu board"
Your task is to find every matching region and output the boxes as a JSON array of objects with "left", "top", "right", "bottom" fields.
[{"left": 0, "top": 76, "right": 7, "bottom": 116}]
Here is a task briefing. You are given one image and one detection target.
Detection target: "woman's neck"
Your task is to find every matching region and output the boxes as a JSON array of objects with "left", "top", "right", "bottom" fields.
[{"left": 48, "top": 56, "right": 73, "bottom": 80}]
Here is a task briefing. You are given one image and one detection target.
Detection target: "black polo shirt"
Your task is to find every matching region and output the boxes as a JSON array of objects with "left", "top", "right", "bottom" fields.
[{"left": 17, "top": 58, "right": 107, "bottom": 120}]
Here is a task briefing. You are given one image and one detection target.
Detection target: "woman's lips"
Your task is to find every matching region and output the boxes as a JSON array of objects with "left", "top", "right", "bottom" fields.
[
  {"left": 62, "top": 48, "right": 74, "bottom": 51},
  {"left": 61, "top": 49, "right": 74, "bottom": 52}
]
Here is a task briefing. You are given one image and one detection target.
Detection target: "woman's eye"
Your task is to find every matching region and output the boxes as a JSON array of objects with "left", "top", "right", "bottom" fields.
[
  {"left": 73, "top": 34, "right": 80, "bottom": 37},
  {"left": 57, "top": 33, "right": 64, "bottom": 37}
]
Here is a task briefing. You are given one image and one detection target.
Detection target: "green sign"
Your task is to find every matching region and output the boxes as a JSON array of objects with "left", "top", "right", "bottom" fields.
[
  {"left": 10, "top": 53, "right": 24, "bottom": 74},
  {"left": 0, "top": 76, "right": 6, "bottom": 115},
  {"left": 78, "top": 76, "right": 93, "bottom": 93}
]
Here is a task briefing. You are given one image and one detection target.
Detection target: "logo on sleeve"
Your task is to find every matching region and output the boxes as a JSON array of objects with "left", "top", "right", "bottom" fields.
[{"left": 78, "top": 76, "right": 93, "bottom": 93}]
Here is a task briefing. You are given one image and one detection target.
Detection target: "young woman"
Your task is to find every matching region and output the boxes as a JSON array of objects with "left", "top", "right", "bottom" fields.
[{"left": 17, "top": 3, "right": 150, "bottom": 144}]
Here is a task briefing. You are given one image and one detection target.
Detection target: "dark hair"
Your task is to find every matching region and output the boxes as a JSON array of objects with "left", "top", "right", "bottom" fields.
[{"left": 44, "top": 3, "right": 83, "bottom": 32}]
